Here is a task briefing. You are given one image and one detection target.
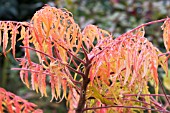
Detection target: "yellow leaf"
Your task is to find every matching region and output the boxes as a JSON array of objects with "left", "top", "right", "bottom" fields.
[{"left": 163, "top": 70, "right": 170, "bottom": 90}]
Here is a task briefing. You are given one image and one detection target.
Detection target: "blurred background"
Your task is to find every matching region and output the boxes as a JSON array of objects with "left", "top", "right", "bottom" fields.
[{"left": 0, "top": 0, "right": 170, "bottom": 112}]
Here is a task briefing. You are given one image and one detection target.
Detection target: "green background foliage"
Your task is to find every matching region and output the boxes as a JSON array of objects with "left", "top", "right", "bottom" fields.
[{"left": 0, "top": 0, "right": 170, "bottom": 112}]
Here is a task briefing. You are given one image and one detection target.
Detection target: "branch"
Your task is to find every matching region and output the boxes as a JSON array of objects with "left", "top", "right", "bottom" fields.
[
  {"left": 122, "top": 98, "right": 165, "bottom": 111},
  {"left": 81, "top": 45, "right": 89, "bottom": 63},
  {"left": 67, "top": 50, "right": 86, "bottom": 65},
  {"left": 20, "top": 46, "right": 57, "bottom": 60},
  {"left": 83, "top": 105, "right": 168, "bottom": 112},
  {"left": 158, "top": 76, "right": 170, "bottom": 106},
  {"left": 117, "top": 18, "right": 167, "bottom": 39},
  {"left": 123, "top": 94, "right": 170, "bottom": 98},
  {"left": 158, "top": 52, "right": 169, "bottom": 57},
  {"left": 90, "top": 18, "right": 168, "bottom": 62},
  {"left": 65, "top": 64, "right": 85, "bottom": 77},
  {"left": 53, "top": 40, "right": 86, "bottom": 65},
  {"left": 150, "top": 97, "right": 166, "bottom": 110},
  {"left": 64, "top": 68, "right": 81, "bottom": 86},
  {"left": 68, "top": 54, "right": 78, "bottom": 68},
  {"left": 11, "top": 68, "right": 49, "bottom": 75}
]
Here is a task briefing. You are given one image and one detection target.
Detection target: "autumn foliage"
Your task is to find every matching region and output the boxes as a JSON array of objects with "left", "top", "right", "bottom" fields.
[
  {"left": 0, "top": 88, "right": 42, "bottom": 113},
  {"left": 0, "top": 5, "right": 170, "bottom": 113}
]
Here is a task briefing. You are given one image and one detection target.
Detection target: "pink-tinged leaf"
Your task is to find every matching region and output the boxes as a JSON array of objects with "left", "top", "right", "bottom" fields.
[
  {"left": 24, "top": 70, "right": 30, "bottom": 88},
  {"left": 0, "top": 95, "right": 3, "bottom": 112},
  {"left": 124, "top": 49, "right": 131, "bottom": 85},
  {"left": 41, "top": 74, "right": 47, "bottom": 97},
  {"left": 151, "top": 61, "right": 159, "bottom": 85},
  {"left": 76, "top": 33, "right": 83, "bottom": 53},
  {"left": 129, "top": 48, "right": 138, "bottom": 86},
  {"left": 20, "top": 70, "right": 25, "bottom": 85},
  {"left": 6, "top": 93, "right": 14, "bottom": 113},
  {"left": 10, "top": 23, "right": 19, "bottom": 58},
  {"left": 31, "top": 72, "right": 37, "bottom": 91},
  {"left": 55, "top": 76, "right": 61, "bottom": 100},
  {"left": 158, "top": 51, "right": 168, "bottom": 77},
  {"left": 50, "top": 75, "right": 56, "bottom": 102},
  {"left": 32, "top": 28, "right": 43, "bottom": 50},
  {"left": 47, "top": 40, "right": 54, "bottom": 62},
  {"left": 2, "top": 23, "right": 8, "bottom": 56},
  {"left": 13, "top": 98, "right": 21, "bottom": 113},
  {"left": 0, "top": 29, "right": 1, "bottom": 47},
  {"left": 162, "top": 18, "right": 170, "bottom": 51},
  {"left": 89, "top": 64, "right": 96, "bottom": 83},
  {"left": 96, "top": 102, "right": 107, "bottom": 113},
  {"left": 23, "top": 28, "right": 31, "bottom": 65},
  {"left": 61, "top": 79, "right": 67, "bottom": 99},
  {"left": 68, "top": 88, "right": 79, "bottom": 113}
]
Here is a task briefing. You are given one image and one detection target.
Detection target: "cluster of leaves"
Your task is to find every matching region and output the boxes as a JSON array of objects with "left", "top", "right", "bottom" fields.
[
  {"left": 0, "top": 88, "right": 42, "bottom": 112},
  {"left": 56, "top": 0, "right": 170, "bottom": 33},
  {"left": 0, "top": 5, "right": 170, "bottom": 113}
]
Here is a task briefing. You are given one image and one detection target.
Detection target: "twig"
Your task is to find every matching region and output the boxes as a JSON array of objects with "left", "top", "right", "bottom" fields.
[
  {"left": 11, "top": 68, "right": 49, "bottom": 75},
  {"left": 20, "top": 46, "right": 56, "bottom": 60},
  {"left": 123, "top": 94, "right": 170, "bottom": 98},
  {"left": 90, "top": 18, "right": 168, "bottom": 62},
  {"left": 81, "top": 45, "right": 89, "bottom": 63},
  {"left": 158, "top": 51, "right": 170, "bottom": 57},
  {"left": 83, "top": 105, "right": 168, "bottom": 112},
  {"left": 64, "top": 68, "right": 81, "bottom": 86},
  {"left": 158, "top": 76, "right": 170, "bottom": 106},
  {"left": 53, "top": 40, "right": 86, "bottom": 65},
  {"left": 68, "top": 54, "right": 78, "bottom": 68},
  {"left": 117, "top": 18, "right": 167, "bottom": 39},
  {"left": 65, "top": 64, "right": 85, "bottom": 77},
  {"left": 123, "top": 98, "right": 165, "bottom": 111}
]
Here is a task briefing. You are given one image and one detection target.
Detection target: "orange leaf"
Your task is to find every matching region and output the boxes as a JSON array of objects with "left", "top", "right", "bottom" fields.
[
  {"left": 10, "top": 23, "right": 19, "bottom": 58},
  {"left": 162, "top": 18, "right": 170, "bottom": 51},
  {"left": 2, "top": 23, "right": 8, "bottom": 56}
]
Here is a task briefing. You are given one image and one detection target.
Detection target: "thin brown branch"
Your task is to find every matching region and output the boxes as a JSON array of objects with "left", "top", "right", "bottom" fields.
[
  {"left": 20, "top": 46, "right": 57, "bottom": 60},
  {"left": 158, "top": 52, "right": 170, "bottom": 57},
  {"left": 83, "top": 105, "right": 169, "bottom": 112},
  {"left": 67, "top": 50, "right": 86, "bottom": 65},
  {"left": 64, "top": 68, "right": 81, "bottom": 86},
  {"left": 53, "top": 41, "right": 86, "bottom": 65},
  {"left": 122, "top": 98, "right": 165, "bottom": 111},
  {"left": 158, "top": 76, "right": 170, "bottom": 106},
  {"left": 150, "top": 98, "right": 165, "bottom": 111},
  {"left": 81, "top": 45, "right": 89, "bottom": 63},
  {"left": 123, "top": 94, "right": 170, "bottom": 98},
  {"left": 11, "top": 68, "right": 49, "bottom": 75},
  {"left": 117, "top": 18, "right": 167, "bottom": 39},
  {"left": 90, "top": 18, "right": 168, "bottom": 62},
  {"left": 94, "top": 96, "right": 166, "bottom": 111},
  {"left": 65, "top": 64, "right": 85, "bottom": 77},
  {"left": 68, "top": 54, "right": 78, "bottom": 68},
  {"left": 89, "top": 41, "right": 121, "bottom": 62}
]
